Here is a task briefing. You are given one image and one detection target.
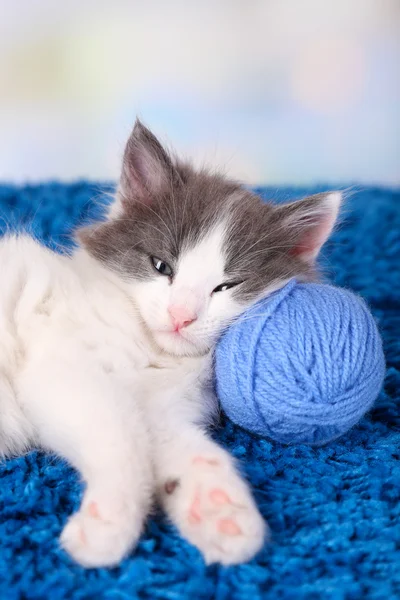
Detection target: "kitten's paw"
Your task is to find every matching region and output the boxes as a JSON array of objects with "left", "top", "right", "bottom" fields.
[
  {"left": 165, "top": 455, "right": 268, "bottom": 565},
  {"left": 60, "top": 500, "right": 142, "bottom": 568}
]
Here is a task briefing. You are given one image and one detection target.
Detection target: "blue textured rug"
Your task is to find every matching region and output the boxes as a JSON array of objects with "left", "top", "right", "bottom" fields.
[{"left": 0, "top": 183, "right": 399, "bottom": 599}]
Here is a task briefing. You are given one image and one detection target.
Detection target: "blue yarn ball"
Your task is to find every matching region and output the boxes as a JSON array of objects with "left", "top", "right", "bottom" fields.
[{"left": 215, "top": 280, "right": 385, "bottom": 445}]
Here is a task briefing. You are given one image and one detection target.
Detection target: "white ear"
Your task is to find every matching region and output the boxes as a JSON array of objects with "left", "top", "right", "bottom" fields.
[{"left": 280, "top": 192, "right": 342, "bottom": 263}]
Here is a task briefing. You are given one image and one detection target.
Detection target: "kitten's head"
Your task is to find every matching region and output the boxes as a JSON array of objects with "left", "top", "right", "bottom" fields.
[{"left": 81, "top": 120, "right": 341, "bottom": 357}]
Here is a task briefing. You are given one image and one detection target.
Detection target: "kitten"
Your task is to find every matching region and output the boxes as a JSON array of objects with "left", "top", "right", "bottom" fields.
[{"left": 0, "top": 120, "right": 341, "bottom": 567}]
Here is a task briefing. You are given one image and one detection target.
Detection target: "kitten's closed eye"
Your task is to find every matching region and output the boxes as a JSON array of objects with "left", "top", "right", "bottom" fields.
[
  {"left": 212, "top": 282, "right": 242, "bottom": 294},
  {"left": 150, "top": 253, "right": 241, "bottom": 296},
  {"left": 151, "top": 256, "right": 173, "bottom": 277}
]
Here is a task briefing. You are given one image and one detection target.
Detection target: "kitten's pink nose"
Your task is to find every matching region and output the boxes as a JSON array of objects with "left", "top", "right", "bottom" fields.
[{"left": 168, "top": 305, "right": 197, "bottom": 330}]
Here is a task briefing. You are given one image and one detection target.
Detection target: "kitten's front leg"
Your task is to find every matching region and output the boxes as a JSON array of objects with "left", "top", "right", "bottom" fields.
[
  {"left": 18, "top": 357, "right": 152, "bottom": 568},
  {"left": 147, "top": 386, "right": 267, "bottom": 565}
]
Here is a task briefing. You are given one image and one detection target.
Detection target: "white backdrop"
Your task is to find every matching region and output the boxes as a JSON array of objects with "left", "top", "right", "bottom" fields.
[{"left": 1, "top": 0, "right": 399, "bottom": 185}]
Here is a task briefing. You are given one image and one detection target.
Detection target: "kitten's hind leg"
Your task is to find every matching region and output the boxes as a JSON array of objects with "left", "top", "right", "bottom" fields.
[{"left": 17, "top": 357, "right": 152, "bottom": 568}]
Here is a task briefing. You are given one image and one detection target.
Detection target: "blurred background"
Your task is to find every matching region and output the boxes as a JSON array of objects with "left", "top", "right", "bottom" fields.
[{"left": 0, "top": 0, "right": 399, "bottom": 186}]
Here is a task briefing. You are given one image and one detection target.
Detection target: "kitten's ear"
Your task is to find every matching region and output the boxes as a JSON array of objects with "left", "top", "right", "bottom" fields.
[
  {"left": 119, "top": 119, "right": 179, "bottom": 205},
  {"left": 276, "top": 192, "right": 341, "bottom": 263}
]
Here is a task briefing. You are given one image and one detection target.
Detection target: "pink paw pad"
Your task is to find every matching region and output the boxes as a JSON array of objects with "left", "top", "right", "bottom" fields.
[
  {"left": 87, "top": 501, "right": 100, "bottom": 519},
  {"left": 217, "top": 519, "right": 242, "bottom": 536},
  {"left": 210, "top": 489, "right": 232, "bottom": 505},
  {"left": 193, "top": 456, "right": 219, "bottom": 467},
  {"left": 188, "top": 491, "right": 202, "bottom": 525}
]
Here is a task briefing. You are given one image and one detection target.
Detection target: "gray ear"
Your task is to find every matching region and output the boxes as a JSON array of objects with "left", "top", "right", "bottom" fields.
[
  {"left": 119, "top": 119, "right": 179, "bottom": 204},
  {"left": 276, "top": 192, "right": 342, "bottom": 263}
]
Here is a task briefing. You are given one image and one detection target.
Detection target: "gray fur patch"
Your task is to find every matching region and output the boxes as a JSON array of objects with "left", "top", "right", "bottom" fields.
[{"left": 81, "top": 120, "right": 337, "bottom": 304}]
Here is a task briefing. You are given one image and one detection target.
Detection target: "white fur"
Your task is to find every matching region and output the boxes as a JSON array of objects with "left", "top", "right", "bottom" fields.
[
  {"left": 0, "top": 229, "right": 266, "bottom": 567},
  {"left": 134, "top": 223, "right": 244, "bottom": 356}
]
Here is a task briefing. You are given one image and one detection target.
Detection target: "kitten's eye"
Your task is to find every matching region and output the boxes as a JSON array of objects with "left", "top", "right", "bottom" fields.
[
  {"left": 212, "top": 281, "right": 241, "bottom": 294},
  {"left": 151, "top": 256, "right": 173, "bottom": 277}
]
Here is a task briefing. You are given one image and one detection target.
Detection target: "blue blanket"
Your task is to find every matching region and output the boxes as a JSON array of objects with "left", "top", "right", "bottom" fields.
[{"left": 0, "top": 183, "right": 399, "bottom": 599}]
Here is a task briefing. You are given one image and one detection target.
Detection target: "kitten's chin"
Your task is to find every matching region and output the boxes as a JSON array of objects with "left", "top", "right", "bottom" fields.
[{"left": 152, "top": 330, "right": 211, "bottom": 357}]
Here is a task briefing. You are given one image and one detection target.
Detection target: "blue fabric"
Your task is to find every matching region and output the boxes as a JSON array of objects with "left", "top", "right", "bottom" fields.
[
  {"left": 0, "top": 183, "right": 399, "bottom": 599},
  {"left": 216, "top": 279, "right": 385, "bottom": 445}
]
